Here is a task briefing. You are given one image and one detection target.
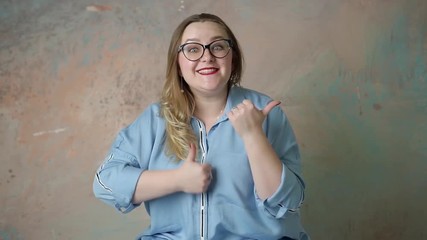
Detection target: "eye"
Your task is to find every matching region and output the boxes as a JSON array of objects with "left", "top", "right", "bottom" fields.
[
  {"left": 184, "top": 44, "right": 201, "bottom": 54},
  {"left": 188, "top": 48, "right": 199, "bottom": 53},
  {"left": 210, "top": 40, "right": 229, "bottom": 53},
  {"left": 211, "top": 43, "right": 225, "bottom": 51}
]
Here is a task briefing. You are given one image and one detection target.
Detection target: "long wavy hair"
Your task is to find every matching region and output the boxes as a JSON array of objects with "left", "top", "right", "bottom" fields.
[{"left": 160, "top": 13, "right": 244, "bottom": 161}]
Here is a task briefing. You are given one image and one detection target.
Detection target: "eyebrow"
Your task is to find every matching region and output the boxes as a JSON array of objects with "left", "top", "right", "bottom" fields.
[{"left": 183, "top": 35, "right": 226, "bottom": 43}]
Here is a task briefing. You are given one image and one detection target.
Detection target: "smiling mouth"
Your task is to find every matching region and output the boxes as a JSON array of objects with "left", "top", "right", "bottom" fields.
[{"left": 197, "top": 68, "right": 219, "bottom": 75}]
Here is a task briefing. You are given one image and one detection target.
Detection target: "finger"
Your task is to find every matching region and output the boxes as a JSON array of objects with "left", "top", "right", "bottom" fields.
[
  {"left": 229, "top": 107, "right": 238, "bottom": 115},
  {"left": 242, "top": 99, "right": 252, "bottom": 106},
  {"left": 262, "top": 100, "right": 281, "bottom": 116},
  {"left": 242, "top": 100, "right": 257, "bottom": 111},
  {"left": 202, "top": 163, "right": 212, "bottom": 173},
  {"left": 226, "top": 111, "right": 235, "bottom": 119},
  {"left": 187, "top": 143, "right": 197, "bottom": 162},
  {"left": 237, "top": 103, "right": 246, "bottom": 110}
]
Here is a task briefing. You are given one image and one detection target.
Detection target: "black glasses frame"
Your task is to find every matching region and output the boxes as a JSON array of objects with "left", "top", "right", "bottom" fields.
[{"left": 178, "top": 39, "right": 232, "bottom": 61}]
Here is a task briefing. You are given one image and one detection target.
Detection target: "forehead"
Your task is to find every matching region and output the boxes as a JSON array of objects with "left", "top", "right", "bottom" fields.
[{"left": 181, "top": 21, "right": 228, "bottom": 43}]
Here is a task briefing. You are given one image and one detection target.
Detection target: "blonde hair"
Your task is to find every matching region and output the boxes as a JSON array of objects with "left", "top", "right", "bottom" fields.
[{"left": 160, "top": 13, "right": 244, "bottom": 160}]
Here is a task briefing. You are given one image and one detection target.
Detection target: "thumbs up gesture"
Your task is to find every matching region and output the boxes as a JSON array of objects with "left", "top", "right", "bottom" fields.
[
  {"left": 177, "top": 143, "right": 212, "bottom": 194},
  {"left": 227, "top": 99, "right": 281, "bottom": 139}
]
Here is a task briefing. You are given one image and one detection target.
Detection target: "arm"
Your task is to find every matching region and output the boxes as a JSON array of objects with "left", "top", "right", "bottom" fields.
[
  {"left": 132, "top": 143, "right": 212, "bottom": 204},
  {"left": 132, "top": 169, "right": 181, "bottom": 204},
  {"left": 228, "top": 99, "right": 305, "bottom": 218},
  {"left": 93, "top": 143, "right": 144, "bottom": 213},
  {"left": 228, "top": 100, "right": 282, "bottom": 200},
  {"left": 93, "top": 105, "right": 212, "bottom": 210},
  {"left": 93, "top": 107, "right": 160, "bottom": 212},
  {"left": 95, "top": 135, "right": 212, "bottom": 210},
  {"left": 241, "top": 127, "right": 283, "bottom": 200}
]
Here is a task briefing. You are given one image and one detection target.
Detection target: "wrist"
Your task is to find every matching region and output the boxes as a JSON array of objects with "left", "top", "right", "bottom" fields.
[
  {"left": 171, "top": 168, "right": 184, "bottom": 192},
  {"left": 241, "top": 127, "right": 265, "bottom": 143}
]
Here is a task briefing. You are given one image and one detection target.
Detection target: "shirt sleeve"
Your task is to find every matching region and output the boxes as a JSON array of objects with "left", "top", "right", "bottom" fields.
[
  {"left": 93, "top": 106, "right": 159, "bottom": 213},
  {"left": 255, "top": 106, "right": 305, "bottom": 219}
]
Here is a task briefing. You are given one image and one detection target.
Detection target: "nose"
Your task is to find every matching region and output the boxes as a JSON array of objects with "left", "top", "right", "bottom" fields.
[{"left": 200, "top": 48, "right": 215, "bottom": 62}]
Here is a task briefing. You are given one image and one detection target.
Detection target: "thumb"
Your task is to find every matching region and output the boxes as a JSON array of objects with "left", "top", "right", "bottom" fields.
[
  {"left": 186, "top": 143, "right": 197, "bottom": 162},
  {"left": 262, "top": 100, "right": 281, "bottom": 116}
]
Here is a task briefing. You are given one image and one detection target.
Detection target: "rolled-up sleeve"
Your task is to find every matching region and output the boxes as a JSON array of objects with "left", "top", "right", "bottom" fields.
[
  {"left": 93, "top": 105, "right": 159, "bottom": 213},
  {"left": 256, "top": 163, "right": 305, "bottom": 218},
  {"left": 93, "top": 140, "right": 145, "bottom": 213},
  {"left": 256, "top": 106, "right": 305, "bottom": 218}
]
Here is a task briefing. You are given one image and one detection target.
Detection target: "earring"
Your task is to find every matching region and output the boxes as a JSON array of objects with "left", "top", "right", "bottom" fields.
[
  {"left": 229, "top": 75, "right": 236, "bottom": 85},
  {"left": 180, "top": 77, "right": 184, "bottom": 93}
]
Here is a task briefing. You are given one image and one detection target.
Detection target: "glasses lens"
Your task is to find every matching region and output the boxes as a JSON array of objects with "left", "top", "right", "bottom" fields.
[
  {"left": 209, "top": 40, "right": 230, "bottom": 58},
  {"left": 182, "top": 43, "right": 204, "bottom": 61},
  {"left": 180, "top": 40, "right": 231, "bottom": 61}
]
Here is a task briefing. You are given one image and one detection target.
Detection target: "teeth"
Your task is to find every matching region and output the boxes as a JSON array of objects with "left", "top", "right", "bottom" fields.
[{"left": 198, "top": 68, "right": 217, "bottom": 74}]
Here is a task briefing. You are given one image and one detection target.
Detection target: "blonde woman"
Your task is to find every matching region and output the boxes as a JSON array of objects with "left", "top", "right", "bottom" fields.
[{"left": 93, "top": 13, "right": 309, "bottom": 240}]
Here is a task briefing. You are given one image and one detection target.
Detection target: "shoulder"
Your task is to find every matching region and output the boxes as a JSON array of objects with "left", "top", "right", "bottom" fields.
[
  {"left": 137, "top": 102, "right": 162, "bottom": 121},
  {"left": 124, "top": 102, "right": 164, "bottom": 131},
  {"left": 111, "top": 102, "right": 165, "bottom": 155}
]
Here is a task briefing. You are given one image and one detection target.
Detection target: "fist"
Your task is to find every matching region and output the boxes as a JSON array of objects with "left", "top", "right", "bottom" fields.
[
  {"left": 227, "top": 99, "right": 281, "bottom": 138},
  {"left": 177, "top": 143, "right": 212, "bottom": 193}
]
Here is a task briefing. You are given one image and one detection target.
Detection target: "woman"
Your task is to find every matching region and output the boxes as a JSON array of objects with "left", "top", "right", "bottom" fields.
[{"left": 93, "top": 13, "right": 309, "bottom": 240}]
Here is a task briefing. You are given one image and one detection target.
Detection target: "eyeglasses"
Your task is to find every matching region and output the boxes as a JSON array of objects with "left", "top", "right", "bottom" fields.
[{"left": 178, "top": 39, "right": 232, "bottom": 61}]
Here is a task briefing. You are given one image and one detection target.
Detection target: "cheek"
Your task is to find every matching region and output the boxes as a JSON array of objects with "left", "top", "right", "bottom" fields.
[
  {"left": 228, "top": 57, "right": 233, "bottom": 70},
  {"left": 224, "top": 53, "right": 233, "bottom": 67},
  {"left": 178, "top": 56, "right": 195, "bottom": 75},
  {"left": 221, "top": 56, "right": 233, "bottom": 74}
]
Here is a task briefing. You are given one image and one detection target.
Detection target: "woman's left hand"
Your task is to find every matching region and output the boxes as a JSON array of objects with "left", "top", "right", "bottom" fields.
[{"left": 227, "top": 99, "right": 281, "bottom": 139}]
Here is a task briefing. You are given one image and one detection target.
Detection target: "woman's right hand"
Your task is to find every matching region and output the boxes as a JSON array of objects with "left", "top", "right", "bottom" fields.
[{"left": 176, "top": 143, "right": 212, "bottom": 194}]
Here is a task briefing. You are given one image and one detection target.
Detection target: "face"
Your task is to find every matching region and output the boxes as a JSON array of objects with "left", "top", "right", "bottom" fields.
[{"left": 178, "top": 21, "right": 233, "bottom": 97}]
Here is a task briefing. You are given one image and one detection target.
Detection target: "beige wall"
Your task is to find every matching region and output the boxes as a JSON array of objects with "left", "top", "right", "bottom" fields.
[{"left": 1, "top": 0, "right": 426, "bottom": 239}]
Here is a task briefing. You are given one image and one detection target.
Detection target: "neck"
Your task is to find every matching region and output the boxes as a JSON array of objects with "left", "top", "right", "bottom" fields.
[{"left": 194, "top": 92, "right": 228, "bottom": 122}]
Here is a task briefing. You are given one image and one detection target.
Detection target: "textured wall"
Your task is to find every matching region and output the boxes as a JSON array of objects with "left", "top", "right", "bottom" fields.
[{"left": 1, "top": 0, "right": 426, "bottom": 239}]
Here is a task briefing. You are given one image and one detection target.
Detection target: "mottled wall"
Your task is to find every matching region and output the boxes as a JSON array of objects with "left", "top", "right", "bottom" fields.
[{"left": 1, "top": 0, "right": 426, "bottom": 239}]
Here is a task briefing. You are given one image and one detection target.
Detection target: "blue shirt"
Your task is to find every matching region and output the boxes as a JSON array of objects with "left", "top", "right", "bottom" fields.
[{"left": 93, "top": 86, "right": 309, "bottom": 240}]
